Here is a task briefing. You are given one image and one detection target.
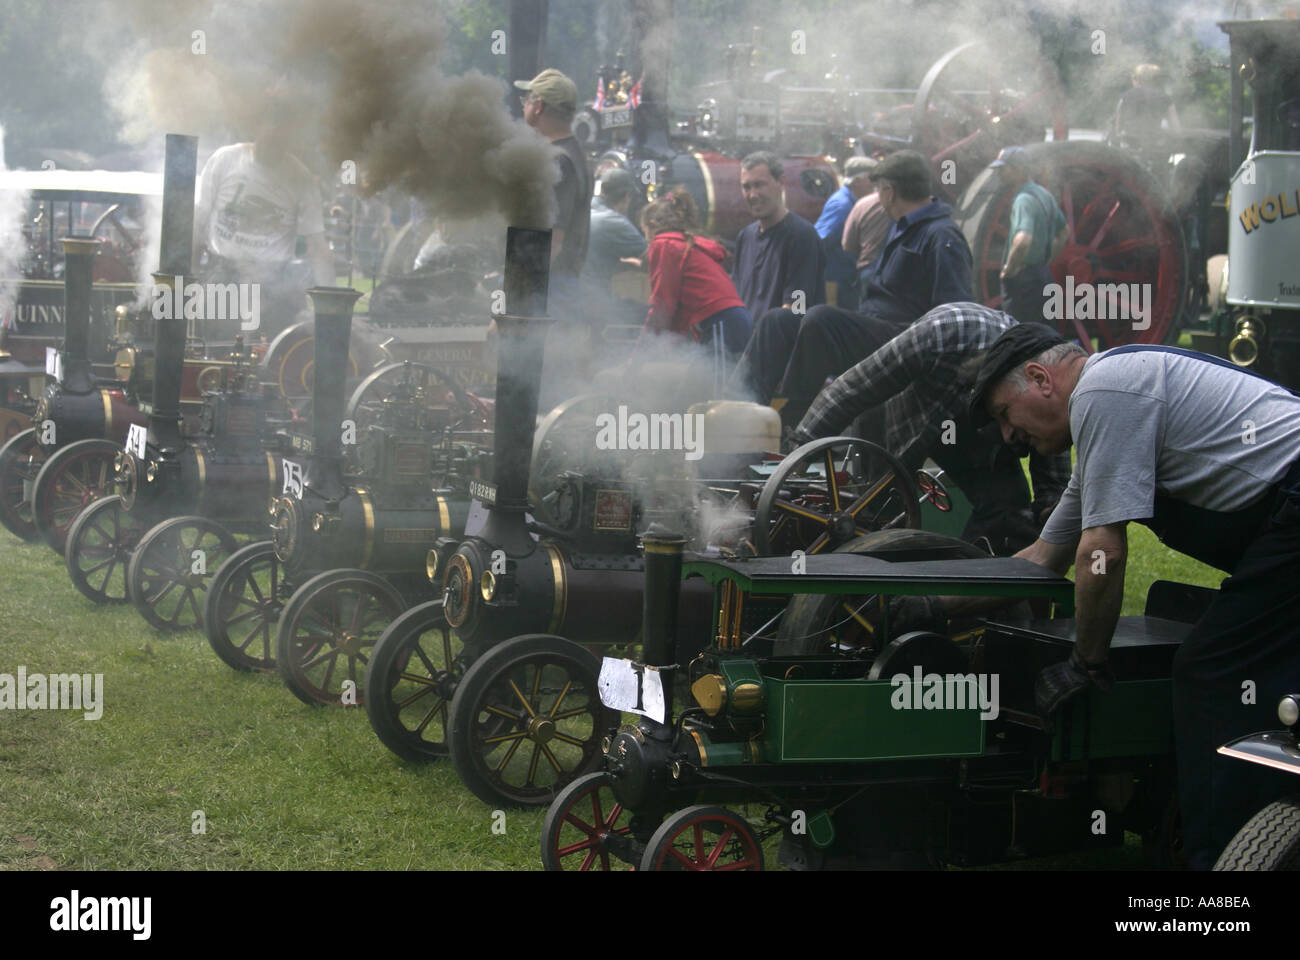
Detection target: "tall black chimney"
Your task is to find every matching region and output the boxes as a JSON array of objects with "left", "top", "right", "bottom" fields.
[
  {"left": 481, "top": 226, "right": 551, "bottom": 554},
  {"left": 304, "top": 287, "right": 361, "bottom": 501},
  {"left": 628, "top": 0, "right": 674, "bottom": 157},
  {"left": 642, "top": 526, "right": 686, "bottom": 715},
  {"left": 148, "top": 134, "right": 199, "bottom": 454},
  {"left": 59, "top": 237, "right": 99, "bottom": 395}
]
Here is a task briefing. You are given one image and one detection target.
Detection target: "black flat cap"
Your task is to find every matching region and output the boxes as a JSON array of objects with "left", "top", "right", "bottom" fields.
[{"left": 968, "top": 324, "right": 1068, "bottom": 423}]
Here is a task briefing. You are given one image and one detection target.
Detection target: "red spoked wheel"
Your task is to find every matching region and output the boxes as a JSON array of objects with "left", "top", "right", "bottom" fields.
[
  {"left": 639, "top": 805, "right": 764, "bottom": 872},
  {"left": 960, "top": 140, "right": 1188, "bottom": 349},
  {"left": 915, "top": 469, "right": 953, "bottom": 513},
  {"left": 540, "top": 771, "right": 638, "bottom": 871},
  {"left": 0, "top": 427, "right": 45, "bottom": 541},
  {"left": 30, "top": 438, "right": 121, "bottom": 553}
]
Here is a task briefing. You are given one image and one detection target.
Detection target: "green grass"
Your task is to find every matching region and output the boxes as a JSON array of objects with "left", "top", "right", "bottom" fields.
[{"left": 0, "top": 512, "right": 1218, "bottom": 871}]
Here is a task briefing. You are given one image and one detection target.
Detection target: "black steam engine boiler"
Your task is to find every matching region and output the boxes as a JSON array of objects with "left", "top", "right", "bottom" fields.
[{"left": 202, "top": 286, "right": 486, "bottom": 705}]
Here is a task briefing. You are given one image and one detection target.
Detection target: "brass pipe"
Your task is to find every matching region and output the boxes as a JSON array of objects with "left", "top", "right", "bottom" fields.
[{"left": 1229, "top": 316, "right": 1265, "bottom": 368}]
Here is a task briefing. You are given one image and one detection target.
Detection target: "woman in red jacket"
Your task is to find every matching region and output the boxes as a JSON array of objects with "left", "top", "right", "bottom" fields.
[{"left": 640, "top": 189, "right": 752, "bottom": 370}]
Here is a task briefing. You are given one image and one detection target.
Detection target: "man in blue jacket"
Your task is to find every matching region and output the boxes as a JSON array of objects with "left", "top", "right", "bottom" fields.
[
  {"left": 815, "top": 156, "right": 878, "bottom": 308},
  {"left": 738, "top": 150, "right": 974, "bottom": 431}
]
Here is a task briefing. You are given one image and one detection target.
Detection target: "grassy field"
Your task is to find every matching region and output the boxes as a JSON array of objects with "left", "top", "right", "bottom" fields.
[{"left": 0, "top": 516, "right": 1223, "bottom": 871}]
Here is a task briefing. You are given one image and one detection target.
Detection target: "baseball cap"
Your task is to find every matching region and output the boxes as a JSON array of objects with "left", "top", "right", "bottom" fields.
[
  {"left": 990, "top": 146, "right": 1031, "bottom": 169},
  {"left": 844, "top": 156, "right": 879, "bottom": 180},
  {"left": 968, "top": 323, "right": 1068, "bottom": 423},
  {"left": 513, "top": 68, "right": 578, "bottom": 114}
]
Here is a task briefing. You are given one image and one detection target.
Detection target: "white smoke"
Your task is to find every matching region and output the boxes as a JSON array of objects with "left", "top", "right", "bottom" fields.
[{"left": 0, "top": 127, "right": 31, "bottom": 334}]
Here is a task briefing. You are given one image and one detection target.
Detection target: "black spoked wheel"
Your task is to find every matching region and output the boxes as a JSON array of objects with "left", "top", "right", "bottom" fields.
[
  {"left": 773, "top": 529, "right": 989, "bottom": 657},
  {"left": 204, "top": 540, "right": 288, "bottom": 672},
  {"left": 448, "top": 634, "right": 615, "bottom": 809},
  {"left": 540, "top": 771, "right": 638, "bottom": 871},
  {"left": 1214, "top": 795, "right": 1300, "bottom": 871},
  {"left": 275, "top": 569, "right": 405, "bottom": 707},
  {"left": 0, "top": 427, "right": 44, "bottom": 541},
  {"left": 63, "top": 495, "right": 146, "bottom": 603},
  {"left": 31, "top": 438, "right": 119, "bottom": 553},
  {"left": 753, "top": 436, "right": 920, "bottom": 557},
  {"left": 127, "top": 516, "right": 239, "bottom": 632},
  {"left": 363, "top": 600, "right": 462, "bottom": 761},
  {"left": 639, "top": 806, "right": 764, "bottom": 871}
]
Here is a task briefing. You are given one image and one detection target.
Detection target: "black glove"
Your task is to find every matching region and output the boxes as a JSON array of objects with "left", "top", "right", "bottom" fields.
[{"left": 1035, "top": 647, "right": 1116, "bottom": 717}]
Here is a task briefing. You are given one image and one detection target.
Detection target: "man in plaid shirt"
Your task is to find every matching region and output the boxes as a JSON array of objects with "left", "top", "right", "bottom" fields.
[{"left": 792, "top": 301, "right": 1072, "bottom": 552}]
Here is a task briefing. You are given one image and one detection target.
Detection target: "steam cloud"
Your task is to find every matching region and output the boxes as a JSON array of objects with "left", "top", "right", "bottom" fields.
[
  {"left": 103, "top": 0, "right": 556, "bottom": 228},
  {"left": 0, "top": 127, "right": 30, "bottom": 333}
]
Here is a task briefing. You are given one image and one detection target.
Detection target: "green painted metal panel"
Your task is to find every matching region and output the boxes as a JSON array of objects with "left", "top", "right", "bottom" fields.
[{"left": 766, "top": 678, "right": 985, "bottom": 761}]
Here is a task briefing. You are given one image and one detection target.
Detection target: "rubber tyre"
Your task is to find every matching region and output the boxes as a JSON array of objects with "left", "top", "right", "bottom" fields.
[
  {"left": 448, "top": 634, "right": 615, "bottom": 809},
  {"left": 363, "top": 600, "right": 462, "bottom": 762},
  {"left": 1213, "top": 796, "right": 1300, "bottom": 871}
]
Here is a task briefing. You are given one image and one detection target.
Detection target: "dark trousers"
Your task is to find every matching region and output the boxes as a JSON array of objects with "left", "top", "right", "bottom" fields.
[
  {"left": 734, "top": 304, "right": 906, "bottom": 430},
  {"left": 1000, "top": 263, "right": 1056, "bottom": 328},
  {"left": 1168, "top": 480, "right": 1300, "bottom": 869},
  {"left": 928, "top": 413, "right": 1038, "bottom": 554}
]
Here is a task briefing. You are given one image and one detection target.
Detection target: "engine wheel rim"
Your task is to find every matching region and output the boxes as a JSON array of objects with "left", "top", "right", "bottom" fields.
[
  {"left": 541, "top": 771, "right": 635, "bottom": 871},
  {"left": 0, "top": 428, "right": 44, "bottom": 541},
  {"left": 641, "top": 806, "right": 763, "bottom": 872},
  {"left": 459, "top": 650, "right": 606, "bottom": 806},
  {"left": 206, "top": 543, "right": 285, "bottom": 672},
  {"left": 35, "top": 446, "right": 117, "bottom": 552},
  {"left": 754, "top": 437, "right": 921, "bottom": 556},
  {"left": 129, "top": 518, "right": 237, "bottom": 632},
  {"left": 65, "top": 495, "right": 145, "bottom": 604},
  {"left": 278, "top": 577, "right": 402, "bottom": 706},
  {"left": 966, "top": 144, "right": 1187, "bottom": 349},
  {"left": 365, "top": 601, "right": 461, "bottom": 758}
]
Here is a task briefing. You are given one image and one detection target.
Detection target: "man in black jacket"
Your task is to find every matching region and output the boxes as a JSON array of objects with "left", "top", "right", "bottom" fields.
[{"left": 736, "top": 150, "right": 974, "bottom": 431}]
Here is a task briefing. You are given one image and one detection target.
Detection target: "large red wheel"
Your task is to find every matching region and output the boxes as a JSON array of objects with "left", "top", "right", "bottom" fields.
[
  {"left": 30, "top": 438, "right": 120, "bottom": 553},
  {"left": 0, "top": 427, "right": 44, "bottom": 541},
  {"left": 260, "top": 321, "right": 369, "bottom": 401},
  {"left": 960, "top": 140, "right": 1188, "bottom": 349}
]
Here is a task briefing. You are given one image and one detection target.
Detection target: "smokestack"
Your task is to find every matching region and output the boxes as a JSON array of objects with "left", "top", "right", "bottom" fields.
[
  {"left": 481, "top": 226, "right": 551, "bottom": 554},
  {"left": 59, "top": 237, "right": 100, "bottom": 395},
  {"left": 147, "top": 133, "right": 198, "bottom": 453},
  {"left": 629, "top": 0, "right": 674, "bottom": 156},
  {"left": 509, "top": 0, "right": 548, "bottom": 118},
  {"left": 642, "top": 526, "right": 686, "bottom": 715},
  {"left": 159, "top": 134, "right": 197, "bottom": 277},
  {"left": 305, "top": 287, "right": 362, "bottom": 501}
]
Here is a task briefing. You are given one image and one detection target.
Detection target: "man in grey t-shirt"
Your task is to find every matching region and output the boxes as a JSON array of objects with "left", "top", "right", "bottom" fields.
[{"left": 968, "top": 324, "right": 1300, "bottom": 870}]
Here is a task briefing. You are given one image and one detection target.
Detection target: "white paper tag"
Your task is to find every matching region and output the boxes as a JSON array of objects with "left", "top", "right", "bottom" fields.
[
  {"left": 45, "top": 347, "right": 62, "bottom": 380},
  {"left": 598, "top": 657, "right": 665, "bottom": 724},
  {"left": 125, "top": 423, "right": 148, "bottom": 459},
  {"left": 282, "top": 459, "right": 304, "bottom": 499}
]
